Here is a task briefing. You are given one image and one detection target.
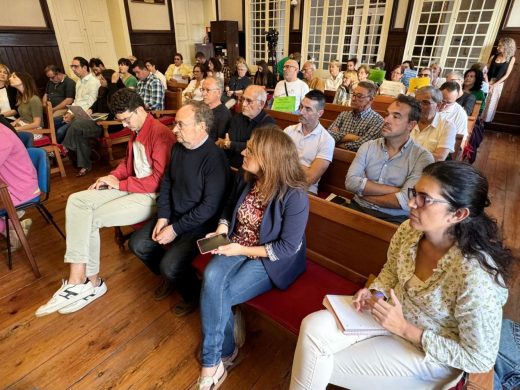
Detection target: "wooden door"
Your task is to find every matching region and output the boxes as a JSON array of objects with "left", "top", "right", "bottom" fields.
[
  {"left": 79, "top": 0, "right": 118, "bottom": 69},
  {"left": 172, "top": 0, "right": 206, "bottom": 66}
]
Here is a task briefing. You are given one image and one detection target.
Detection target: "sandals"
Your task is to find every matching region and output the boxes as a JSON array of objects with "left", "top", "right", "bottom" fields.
[
  {"left": 76, "top": 168, "right": 90, "bottom": 177},
  {"left": 196, "top": 361, "right": 227, "bottom": 390}
]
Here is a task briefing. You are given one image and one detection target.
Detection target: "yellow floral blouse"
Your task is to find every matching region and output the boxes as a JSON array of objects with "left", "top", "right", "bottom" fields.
[{"left": 369, "top": 220, "right": 508, "bottom": 373}]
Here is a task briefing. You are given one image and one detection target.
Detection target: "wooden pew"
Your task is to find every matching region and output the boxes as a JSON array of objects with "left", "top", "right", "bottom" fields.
[
  {"left": 319, "top": 147, "right": 356, "bottom": 199},
  {"left": 306, "top": 196, "right": 396, "bottom": 285}
]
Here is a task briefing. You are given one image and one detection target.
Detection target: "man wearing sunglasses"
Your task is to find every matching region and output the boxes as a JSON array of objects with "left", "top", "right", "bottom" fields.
[
  {"left": 327, "top": 81, "right": 384, "bottom": 151},
  {"left": 345, "top": 94, "right": 434, "bottom": 224},
  {"left": 36, "top": 89, "right": 176, "bottom": 316}
]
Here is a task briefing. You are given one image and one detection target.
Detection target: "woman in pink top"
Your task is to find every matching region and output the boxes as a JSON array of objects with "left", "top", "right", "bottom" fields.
[{"left": 0, "top": 124, "right": 39, "bottom": 247}]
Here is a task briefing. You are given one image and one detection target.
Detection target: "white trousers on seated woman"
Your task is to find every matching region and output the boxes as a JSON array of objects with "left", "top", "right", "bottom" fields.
[{"left": 290, "top": 310, "right": 462, "bottom": 390}]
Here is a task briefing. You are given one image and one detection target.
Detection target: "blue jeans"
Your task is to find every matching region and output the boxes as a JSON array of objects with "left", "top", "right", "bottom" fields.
[
  {"left": 494, "top": 319, "right": 520, "bottom": 390},
  {"left": 200, "top": 255, "right": 273, "bottom": 367},
  {"left": 17, "top": 131, "right": 33, "bottom": 148},
  {"left": 56, "top": 123, "right": 71, "bottom": 144}
]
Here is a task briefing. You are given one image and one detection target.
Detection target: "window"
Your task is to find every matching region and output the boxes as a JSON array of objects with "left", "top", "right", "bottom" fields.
[
  {"left": 246, "top": 0, "right": 289, "bottom": 65},
  {"left": 405, "top": 0, "right": 507, "bottom": 74},
  {"left": 302, "top": 0, "right": 393, "bottom": 71}
]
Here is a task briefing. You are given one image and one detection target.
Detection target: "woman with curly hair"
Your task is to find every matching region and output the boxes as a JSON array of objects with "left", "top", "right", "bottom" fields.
[
  {"left": 482, "top": 37, "right": 517, "bottom": 122},
  {"left": 463, "top": 68, "right": 486, "bottom": 115}
]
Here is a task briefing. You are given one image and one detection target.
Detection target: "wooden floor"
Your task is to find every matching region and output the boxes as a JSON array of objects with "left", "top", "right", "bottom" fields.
[{"left": 1, "top": 131, "right": 518, "bottom": 390}]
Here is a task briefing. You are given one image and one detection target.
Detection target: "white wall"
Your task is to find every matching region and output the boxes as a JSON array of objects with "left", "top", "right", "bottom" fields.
[
  {"left": 128, "top": 0, "right": 170, "bottom": 30},
  {"left": 219, "top": 0, "right": 242, "bottom": 30},
  {"left": 0, "top": 0, "right": 46, "bottom": 27}
]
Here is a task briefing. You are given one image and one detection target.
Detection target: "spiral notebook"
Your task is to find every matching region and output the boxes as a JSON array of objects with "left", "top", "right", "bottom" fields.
[{"left": 323, "top": 295, "right": 390, "bottom": 336}]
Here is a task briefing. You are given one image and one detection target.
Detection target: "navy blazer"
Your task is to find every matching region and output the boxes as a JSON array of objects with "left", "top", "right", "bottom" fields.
[{"left": 223, "top": 174, "right": 309, "bottom": 290}]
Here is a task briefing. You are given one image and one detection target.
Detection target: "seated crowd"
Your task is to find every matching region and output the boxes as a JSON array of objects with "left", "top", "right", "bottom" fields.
[{"left": 0, "top": 47, "right": 518, "bottom": 390}]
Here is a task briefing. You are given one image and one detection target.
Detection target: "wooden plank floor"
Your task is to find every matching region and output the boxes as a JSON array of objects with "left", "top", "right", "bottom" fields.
[{"left": 1, "top": 131, "right": 518, "bottom": 389}]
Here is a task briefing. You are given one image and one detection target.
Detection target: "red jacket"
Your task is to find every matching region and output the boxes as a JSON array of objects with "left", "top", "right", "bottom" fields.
[{"left": 110, "top": 114, "right": 176, "bottom": 193}]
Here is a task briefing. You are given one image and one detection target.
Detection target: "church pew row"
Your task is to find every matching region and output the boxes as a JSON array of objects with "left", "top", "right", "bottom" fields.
[{"left": 192, "top": 195, "right": 397, "bottom": 334}]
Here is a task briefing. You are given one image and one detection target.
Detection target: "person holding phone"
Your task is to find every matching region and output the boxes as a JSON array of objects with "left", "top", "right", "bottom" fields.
[
  {"left": 195, "top": 126, "right": 309, "bottom": 390},
  {"left": 290, "top": 161, "right": 513, "bottom": 390}
]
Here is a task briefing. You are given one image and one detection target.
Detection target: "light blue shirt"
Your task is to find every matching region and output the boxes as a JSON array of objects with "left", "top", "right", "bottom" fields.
[{"left": 345, "top": 137, "right": 434, "bottom": 216}]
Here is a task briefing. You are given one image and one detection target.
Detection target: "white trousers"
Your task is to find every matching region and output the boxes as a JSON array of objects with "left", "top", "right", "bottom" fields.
[
  {"left": 64, "top": 189, "right": 156, "bottom": 276},
  {"left": 290, "top": 310, "right": 462, "bottom": 390}
]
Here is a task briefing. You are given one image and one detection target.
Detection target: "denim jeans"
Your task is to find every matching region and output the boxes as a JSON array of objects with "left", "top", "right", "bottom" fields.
[
  {"left": 494, "top": 319, "right": 520, "bottom": 390},
  {"left": 200, "top": 255, "right": 273, "bottom": 367},
  {"left": 128, "top": 218, "right": 203, "bottom": 303},
  {"left": 17, "top": 131, "right": 33, "bottom": 148},
  {"left": 56, "top": 122, "right": 71, "bottom": 144}
]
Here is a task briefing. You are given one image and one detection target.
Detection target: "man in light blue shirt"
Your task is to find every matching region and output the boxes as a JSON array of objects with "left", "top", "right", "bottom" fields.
[{"left": 345, "top": 94, "right": 434, "bottom": 224}]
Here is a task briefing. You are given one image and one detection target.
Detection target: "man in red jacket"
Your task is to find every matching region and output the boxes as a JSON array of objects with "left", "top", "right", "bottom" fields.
[{"left": 36, "top": 89, "right": 176, "bottom": 317}]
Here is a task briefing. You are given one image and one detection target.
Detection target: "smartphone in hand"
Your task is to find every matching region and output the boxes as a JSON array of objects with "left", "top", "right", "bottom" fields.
[{"left": 197, "top": 233, "right": 231, "bottom": 254}]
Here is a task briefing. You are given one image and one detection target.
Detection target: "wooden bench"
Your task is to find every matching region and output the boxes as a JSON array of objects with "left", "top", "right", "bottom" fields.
[
  {"left": 318, "top": 147, "right": 356, "bottom": 199},
  {"left": 193, "top": 195, "right": 396, "bottom": 334}
]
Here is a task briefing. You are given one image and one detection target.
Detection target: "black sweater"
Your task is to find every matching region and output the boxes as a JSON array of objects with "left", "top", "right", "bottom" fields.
[{"left": 157, "top": 138, "right": 230, "bottom": 236}]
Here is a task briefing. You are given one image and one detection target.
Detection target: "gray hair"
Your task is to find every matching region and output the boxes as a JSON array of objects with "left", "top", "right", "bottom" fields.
[
  {"left": 245, "top": 85, "right": 267, "bottom": 103},
  {"left": 203, "top": 76, "right": 223, "bottom": 92},
  {"left": 184, "top": 100, "right": 214, "bottom": 135},
  {"left": 446, "top": 71, "right": 464, "bottom": 82},
  {"left": 357, "top": 81, "right": 378, "bottom": 98},
  {"left": 415, "top": 86, "right": 442, "bottom": 103}
]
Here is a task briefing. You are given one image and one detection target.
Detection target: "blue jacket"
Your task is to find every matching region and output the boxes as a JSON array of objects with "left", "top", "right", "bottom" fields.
[{"left": 224, "top": 174, "right": 309, "bottom": 290}]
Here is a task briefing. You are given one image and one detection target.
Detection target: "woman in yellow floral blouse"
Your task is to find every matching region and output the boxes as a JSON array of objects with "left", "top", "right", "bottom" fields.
[{"left": 290, "top": 161, "right": 514, "bottom": 390}]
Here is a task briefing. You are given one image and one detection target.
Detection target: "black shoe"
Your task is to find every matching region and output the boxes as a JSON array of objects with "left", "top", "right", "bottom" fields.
[
  {"left": 172, "top": 299, "right": 197, "bottom": 317},
  {"left": 153, "top": 279, "right": 175, "bottom": 301}
]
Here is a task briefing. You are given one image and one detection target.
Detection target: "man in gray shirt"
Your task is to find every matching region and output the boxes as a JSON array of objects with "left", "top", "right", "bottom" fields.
[{"left": 345, "top": 94, "right": 434, "bottom": 224}]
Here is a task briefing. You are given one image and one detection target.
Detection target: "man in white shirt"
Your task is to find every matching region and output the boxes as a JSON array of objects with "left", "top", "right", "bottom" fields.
[
  {"left": 284, "top": 90, "right": 334, "bottom": 194},
  {"left": 56, "top": 56, "right": 100, "bottom": 143},
  {"left": 439, "top": 81, "right": 468, "bottom": 149},
  {"left": 145, "top": 58, "right": 167, "bottom": 90},
  {"left": 412, "top": 86, "right": 457, "bottom": 161},
  {"left": 273, "top": 59, "right": 309, "bottom": 112}
]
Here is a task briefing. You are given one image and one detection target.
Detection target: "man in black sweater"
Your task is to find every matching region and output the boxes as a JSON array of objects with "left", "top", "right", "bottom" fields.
[
  {"left": 129, "top": 101, "right": 230, "bottom": 316},
  {"left": 201, "top": 77, "right": 231, "bottom": 141},
  {"left": 216, "top": 85, "right": 275, "bottom": 168}
]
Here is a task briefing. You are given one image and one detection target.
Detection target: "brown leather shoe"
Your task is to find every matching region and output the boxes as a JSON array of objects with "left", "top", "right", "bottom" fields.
[
  {"left": 153, "top": 279, "right": 175, "bottom": 301},
  {"left": 172, "top": 299, "right": 198, "bottom": 317}
]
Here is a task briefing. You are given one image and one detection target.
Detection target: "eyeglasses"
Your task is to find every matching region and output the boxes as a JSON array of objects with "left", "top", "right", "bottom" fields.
[
  {"left": 419, "top": 73, "right": 431, "bottom": 77},
  {"left": 440, "top": 100, "right": 455, "bottom": 107},
  {"left": 173, "top": 120, "right": 195, "bottom": 130},
  {"left": 351, "top": 93, "right": 370, "bottom": 100},
  {"left": 200, "top": 88, "right": 219, "bottom": 93},
  {"left": 240, "top": 97, "right": 261, "bottom": 105},
  {"left": 408, "top": 188, "right": 449, "bottom": 208},
  {"left": 119, "top": 110, "right": 137, "bottom": 126},
  {"left": 174, "top": 57, "right": 181, "bottom": 61}
]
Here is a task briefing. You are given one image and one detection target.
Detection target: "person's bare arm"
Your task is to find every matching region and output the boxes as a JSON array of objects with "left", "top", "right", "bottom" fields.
[
  {"left": 52, "top": 98, "right": 74, "bottom": 112},
  {"left": 432, "top": 147, "right": 450, "bottom": 161},
  {"left": 302, "top": 158, "right": 331, "bottom": 186},
  {"left": 341, "top": 133, "right": 360, "bottom": 142}
]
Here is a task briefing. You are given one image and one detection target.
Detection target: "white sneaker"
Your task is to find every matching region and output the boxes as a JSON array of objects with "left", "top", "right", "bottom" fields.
[
  {"left": 35, "top": 280, "right": 95, "bottom": 317},
  {"left": 58, "top": 279, "right": 107, "bottom": 314}
]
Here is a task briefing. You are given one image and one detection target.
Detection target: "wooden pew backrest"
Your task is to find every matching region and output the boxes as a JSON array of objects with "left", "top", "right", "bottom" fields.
[
  {"left": 319, "top": 147, "right": 356, "bottom": 199},
  {"left": 306, "top": 196, "right": 397, "bottom": 285}
]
